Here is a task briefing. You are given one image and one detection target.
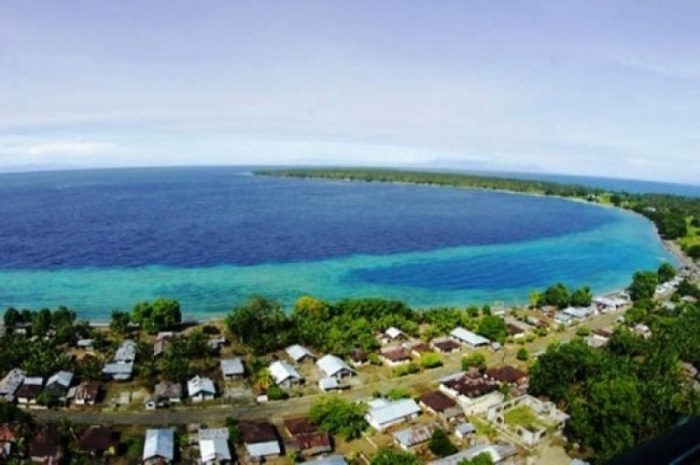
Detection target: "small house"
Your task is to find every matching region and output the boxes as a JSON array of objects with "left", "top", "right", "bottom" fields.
[
  {"left": 450, "top": 327, "right": 490, "bottom": 347},
  {"left": 379, "top": 347, "right": 411, "bottom": 366},
  {"left": 0, "top": 368, "right": 25, "bottom": 402},
  {"left": 348, "top": 349, "right": 369, "bottom": 367},
  {"left": 392, "top": 423, "right": 438, "bottom": 450},
  {"left": 240, "top": 421, "right": 281, "bottom": 462},
  {"left": 146, "top": 381, "right": 182, "bottom": 409},
  {"left": 365, "top": 398, "right": 421, "bottom": 431},
  {"left": 44, "top": 371, "right": 74, "bottom": 400},
  {"left": 72, "top": 382, "right": 100, "bottom": 406},
  {"left": 198, "top": 428, "right": 232, "bottom": 465},
  {"left": 485, "top": 366, "right": 528, "bottom": 386},
  {"left": 30, "top": 425, "right": 65, "bottom": 465},
  {"left": 431, "top": 338, "right": 461, "bottom": 354},
  {"left": 188, "top": 375, "right": 216, "bottom": 402},
  {"left": 102, "top": 361, "right": 134, "bottom": 381},
  {"left": 419, "top": 391, "right": 462, "bottom": 421},
  {"left": 269, "top": 361, "right": 303, "bottom": 388},
  {"left": 0, "top": 424, "right": 17, "bottom": 459},
  {"left": 286, "top": 344, "right": 316, "bottom": 363},
  {"left": 438, "top": 373, "right": 503, "bottom": 414},
  {"left": 143, "top": 428, "right": 175, "bottom": 465},
  {"left": 454, "top": 422, "right": 475, "bottom": 440},
  {"left": 78, "top": 426, "right": 117, "bottom": 457},
  {"left": 220, "top": 358, "right": 245, "bottom": 379},
  {"left": 16, "top": 377, "right": 43, "bottom": 405},
  {"left": 316, "top": 354, "right": 355, "bottom": 379},
  {"left": 301, "top": 455, "right": 348, "bottom": 465},
  {"left": 284, "top": 417, "right": 332, "bottom": 457}
]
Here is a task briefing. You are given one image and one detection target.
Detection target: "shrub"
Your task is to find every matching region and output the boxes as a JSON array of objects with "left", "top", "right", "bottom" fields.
[
  {"left": 419, "top": 352, "right": 443, "bottom": 369},
  {"left": 516, "top": 348, "right": 529, "bottom": 361},
  {"left": 392, "top": 362, "right": 420, "bottom": 377},
  {"left": 266, "top": 385, "right": 289, "bottom": 401},
  {"left": 429, "top": 429, "right": 458, "bottom": 457},
  {"left": 461, "top": 353, "right": 486, "bottom": 371}
]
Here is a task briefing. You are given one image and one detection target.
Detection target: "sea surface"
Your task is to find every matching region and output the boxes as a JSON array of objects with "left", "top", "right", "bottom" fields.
[{"left": 0, "top": 167, "right": 675, "bottom": 319}]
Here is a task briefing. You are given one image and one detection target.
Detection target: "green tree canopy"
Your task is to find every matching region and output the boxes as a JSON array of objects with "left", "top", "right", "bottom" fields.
[
  {"left": 370, "top": 448, "right": 420, "bottom": 465},
  {"left": 131, "top": 298, "right": 181, "bottom": 332},
  {"left": 428, "top": 429, "right": 458, "bottom": 457},
  {"left": 657, "top": 262, "right": 676, "bottom": 283},
  {"left": 225, "top": 296, "right": 291, "bottom": 354},
  {"left": 538, "top": 283, "right": 571, "bottom": 308},
  {"left": 477, "top": 315, "right": 507, "bottom": 343},
  {"left": 309, "top": 397, "right": 368, "bottom": 440},
  {"left": 627, "top": 271, "right": 658, "bottom": 301}
]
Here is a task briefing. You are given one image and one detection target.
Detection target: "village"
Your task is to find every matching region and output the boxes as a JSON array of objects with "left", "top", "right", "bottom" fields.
[{"left": 0, "top": 263, "right": 697, "bottom": 465}]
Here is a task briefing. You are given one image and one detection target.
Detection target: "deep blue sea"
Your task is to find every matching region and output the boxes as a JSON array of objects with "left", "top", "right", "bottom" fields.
[{"left": 0, "top": 167, "right": 675, "bottom": 319}]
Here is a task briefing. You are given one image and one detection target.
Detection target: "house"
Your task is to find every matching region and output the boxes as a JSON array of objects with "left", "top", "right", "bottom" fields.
[
  {"left": 384, "top": 326, "right": 408, "bottom": 341},
  {"left": 404, "top": 341, "right": 431, "bottom": 357},
  {"left": 316, "top": 355, "right": 355, "bottom": 379},
  {"left": 102, "top": 361, "right": 134, "bottom": 381},
  {"left": 146, "top": 381, "right": 182, "bottom": 409},
  {"left": 450, "top": 327, "right": 490, "bottom": 347},
  {"left": 454, "top": 422, "right": 476, "bottom": 440},
  {"left": 487, "top": 395, "right": 569, "bottom": 446},
  {"left": 269, "top": 361, "right": 303, "bottom": 388},
  {"left": 153, "top": 338, "right": 171, "bottom": 357},
  {"left": 379, "top": 347, "right": 411, "bottom": 366},
  {"left": 485, "top": 366, "right": 528, "bottom": 386},
  {"left": 286, "top": 344, "right": 316, "bottom": 363},
  {"left": 0, "top": 424, "right": 17, "bottom": 459},
  {"left": 76, "top": 339, "right": 94, "bottom": 349},
  {"left": 301, "top": 455, "right": 348, "bottom": 465},
  {"left": 392, "top": 423, "right": 438, "bottom": 450},
  {"left": 208, "top": 336, "right": 227, "bottom": 351},
  {"left": 427, "top": 443, "right": 518, "bottom": 465},
  {"left": 220, "top": 358, "right": 245, "bottom": 379},
  {"left": 240, "top": 421, "right": 281, "bottom": 461},
  {"left": 506, "top": 323, "right": 526, "bottom": 338},
  {"left": 419, "top": 391, "right": 463, "bottom": 421},
  {"left": 553, "top": 312, "right": 573, "bottom": 326},
  {"left": 365, "top": 398, "right": 421, "bottom": 431},
  {"left": 634, "top": 323, "right": 652, "bottom": 338},
  {"left": 115, "top": 340, "right": 137, "bottom": 363},
  {"left": 78, "top": 426, "right": 117, "bottom": 457},
  {"left": 143, "top": 428, "right": 175, "bottom": 465},
  {"left": 284, "top": 417, "right": 332, "bottom": 457},
  {"left": 348, "top": 349, "right": 369, "bottom": 367},
  {"left": 439, "top": 373, "right": 503, "bottom": 414},
  {"left": 319, "top": 377, "right": 347, "bottom": 392},
  {"left": 188, "top": 375, "right": 216, "bottom": 402},
  {"left": 72, "top": 382, "right": 100, "bottom": 405},
  {"left": 44, "top": 371, "right": 74, "bottom": 400},
  {"left": 563, "top": 306, "right": 594, "bottom": 320},
  {"left": 0, "top": 368, "right": 25, "bottom": 402},
  {"left": 30, "top": 425, "right": 65, "bottom": 465},
  {"left": 431, "top": 338, "right": 461, "bottom": 354},
  {"left": 198, "top": 428, "right": 232, "bottom": 465},
  {"left": 16, "top": 377, "right": 43, "bottom": 405}
]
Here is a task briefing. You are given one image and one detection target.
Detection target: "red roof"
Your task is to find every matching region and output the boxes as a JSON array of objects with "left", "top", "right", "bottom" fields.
[
  {"left": 419, "top": 391, "right": 456, "bottom": 412},
  {"left": 485, "top": 366, "right": 528, "bottom": 383},
  {"left": 432, "top": 339, "right": 460, "bottom": 352},
  {"left": 381, "top": 348, "right": 411, "bottom": 362},
  {"left": 240, "top": 421, "right": 278, "bottom": 444},
  {"left": 284, "top": 417, "right": 317, "bottom": 436}
]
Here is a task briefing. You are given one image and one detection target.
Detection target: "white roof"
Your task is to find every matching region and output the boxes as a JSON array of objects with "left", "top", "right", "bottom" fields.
[
  {"left": 23, "top": 376, "right": 43, "bottom": 386},
  {"left": 269, "top": 361, "right": 302, "bottom": 385},
  {"left": 563, "top": 307, "right": 592, "bottom": 318},
  {"left": 220, "top": 358, "right": 244, "bottom": 376},
  {"left": 385, "top": 326, "right": 404, "bottom": 339},
  {"left": 302, "top": 455, "right": 348, "bottom": 465},
  {"left": 427, "top": 444, "right": 517, "bottom": 465},
  {"left": 143, "top": 428, "right": 174, "bottom": 461},
  {"left": 0, "top": 368, "right": 26, "bottom": 396},
  {"left": 450, "top": 327, "right": 490, "bottom": 346},
  {"left": 366, "top": 398, "right": 421, "bottom": 427},
  {"left": 286, "top": 344, "right": 315, "bottom": 361},
  {"left": 199, "top": 429, "right": 231, "bottom": 463},
  {"left": 319, "top": 377, "right": 341, "bottom": 390},
  {"left": 316, "top": 354, "right": 355, "bottom": 378},
  {"left": 102, "top": 361, "right": 134, "bottom": 377},
  {"left": 188, "top": 375, "right": 216, "bottom": 397},
  {"left": 115, "top": 340, "right": 137, "bottom": 362},
  {"left": 76, "top": 339, "right": 94, "bottom": 347},
  {"left": 246, "top": 441, "right": 281, "bottom": 458},
  {"left": 455, "top": 422, "right": 475, "bottom": 435},
  {"left": 47, "top": 371, "right": 73, "bottom": 388}
]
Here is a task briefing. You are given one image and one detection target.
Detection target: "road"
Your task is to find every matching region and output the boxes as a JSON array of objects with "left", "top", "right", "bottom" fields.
[{"left": 31, "top": 311, "right": 622, "bottom": 426}]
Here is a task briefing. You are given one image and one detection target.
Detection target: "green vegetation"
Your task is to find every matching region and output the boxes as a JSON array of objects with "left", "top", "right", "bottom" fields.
[
  {"left": 386, "top": 387, "right": 410, "bottom": 400},
  {"left": 657, "top": 262, "right": 677, "bottom": 283},
  {"left": 131, "top": 298, "right": 182, "bottom": 333},
  {"left": 392, "top": 362, "right": 420, "bottom": 377},
  {"left": 309, "top": 397, "right": 368, "bottom": 440},
  {"left": 504, "top": 405, "right": 545, "bottom": 431},
  {"left": 627, "top": 271, "right": 658, "bottom": 301},
  {"left": 419, "top": 352, "right": 443, "bottom": 369},
  {"left": 259, "top": 168, "right": 700, "bottom": 251},
  {"left": 516, "top": 347, "right": 529, "bottom": 361},
  {"left": 461, "top": 352, "right": 486, "bottom": 371},
  {"left": 536, "top": 283, "right": 593, "bottom": 309},
  {"left": 458, "top": 453, "right": 495, "bottom": 465},
  {"left": 370, "top": 448, "right": 420, "bottom": 465},
  {"left": 428, "top": 428, "right": 458, "bottom": 457},
  {"left": 477, "top": 315, "right": 507, "bottom": 343}
]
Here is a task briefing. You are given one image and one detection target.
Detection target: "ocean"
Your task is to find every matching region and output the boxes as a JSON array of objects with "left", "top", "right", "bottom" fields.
[{"left": 0, "top": 167, "right": 675, "bottom": 319}]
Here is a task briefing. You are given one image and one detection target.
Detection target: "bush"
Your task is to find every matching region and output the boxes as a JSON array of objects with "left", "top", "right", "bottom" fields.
[
  {"left": 266, "top": 385, "right": 289, "bottom": 401},
  {"left": 309, "top": 397, "right": 368, "bottom": 440},
  {"left": 419, "top": 352, "right": 443, "bottom": 369},
  {"left": 429, "top": 429, "right": 458, "bottom": 457},
  {"left": 386, "top": 387, "right": 410, "bottom": 400},
  {"left": 392, "top": 362, "right": 420, "bottom": 377},
  {"left": 516, "top": 348, "right": 529, "bottom": 361},
  {"left": 461, "top": 353, "right": 486, "bottom": 371},
  {"left": 576, "top": 326, "right": 591, "bottom": 337},
  {"left": 371, "top": 448, "right": 419, "bottom": 465}
]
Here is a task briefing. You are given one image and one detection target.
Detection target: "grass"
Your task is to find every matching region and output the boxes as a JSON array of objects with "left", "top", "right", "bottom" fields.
[
  {"left": 678, "top": 216, "right": 699, "bottom": 250},
  {"left": 504, "top": 405, "right": 547, "bottom": 431}
]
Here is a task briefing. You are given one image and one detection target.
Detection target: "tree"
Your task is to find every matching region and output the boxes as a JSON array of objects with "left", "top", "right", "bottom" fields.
[
  {"left": 309, "top": 397, "right": 368, "bottom": 440},
  {"left": 428, "top": 429, "right": 458, "bottom": 457},
  {"left": 3, "top": 308, "right": 20, "bottom": 328},
  {"left": 477, "top": 315, "right": 507, "bottom": 343},
  {"left": 110, "top": 310, "right": 131, "bottom": 335},
  {"left": 419, "top": 352, "right": 443, "bottom": 369},
  {"left": 225, "top": 296, "right": 291, "bottom": 354},
  {"left": 386, "top": 388, "right": 409, "bottom": 400},
  {"left": 32, "top": 308, "right": 52, "bottom": 336},
  {"left": 570, "top": 286, "right": 593, "bottom": 307},
  {"left": 657, "top": 262, "right": 676, "bottom": 283},
  {"left": 628, "top": 271, "right": 658, "bottom": 302},
  {"left": 538, "top": 283, "right": 571, "bottom": 309},
  {"left": 516, "top": 348, "right": 529, "bottom": 361},
  {"left": 461, "top": 353, "right": 486, "bottom": 372},
  {"left": 370, "top": 448, "right": 419, "bottom": 465},
  {"left": 458, "top": 453, "right": 494, "bottom": 465},
  {"left": 131, "top": 298, "right": 181, "bottom": 332}
]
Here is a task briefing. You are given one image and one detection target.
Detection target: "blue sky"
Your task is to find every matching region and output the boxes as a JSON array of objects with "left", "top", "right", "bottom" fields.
[{"left": 1, "top": 1, "right": 698, "bottom": 183}]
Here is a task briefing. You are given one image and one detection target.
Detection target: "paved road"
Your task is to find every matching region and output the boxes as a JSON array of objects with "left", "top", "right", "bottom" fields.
[{"left": 31, "top": 311, "right": 622, "bottom": 426}]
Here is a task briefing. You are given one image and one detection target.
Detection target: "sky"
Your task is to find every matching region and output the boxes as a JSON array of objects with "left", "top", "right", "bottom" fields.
[{"left": 0, "top": 1, "right": 699, "bottom": 184}]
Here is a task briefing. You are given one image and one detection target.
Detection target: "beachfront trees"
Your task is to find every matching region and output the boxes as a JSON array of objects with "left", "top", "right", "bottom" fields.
[
  {"left": 226, "top": 296, "right": 291, "bottom": 355},
  {"left": 309, "top": 397, "right": 368, "bottom": 440},
  {"left": 477, "top": 315, "right": 507, "bottom": 343},
  {"left": 538, "top": 283, "right": 570, "bottom": 308},
  {"left": 110, "top": 310, "right": 131, "bottom": 335},
  {"left": 657, "top": 262, "right": 676, "bottom": 283},
  {"left": 3, "top": 307, "right": 19, "bottom": 328},
  {"left": 628, "top": 271, "right": 658, "bottom": 301},
  {"left": 131, "top": 298, "right": 181, "bottom": 333},
  {"left": 570, "top": 286, "right": 593, "bottom": 307}
]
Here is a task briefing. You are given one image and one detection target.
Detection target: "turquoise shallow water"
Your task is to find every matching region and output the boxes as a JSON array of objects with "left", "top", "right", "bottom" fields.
[{"left": 0, "top": 207, "right": 672, "bottom": 320}]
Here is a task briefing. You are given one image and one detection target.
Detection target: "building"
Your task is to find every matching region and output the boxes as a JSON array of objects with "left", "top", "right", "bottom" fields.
[
  {"left": 485, "top": 366, "right": 528, "bottom": 386},
  {"left": 319, "top": 377, "right": 347, "bottom": 392},
  {"left": 419, "top": 391, "right": 463, "bottom": 421},
  {"left": 563, "top": 306, "right": 594, "bottom": 320},
  {"left": 486, "top": 395, "right": 569, "bottom": 446},
  {"left": 286, "top": 344, "right": 316, "bottom": 363},
  {"left": 365, "top": 398, "right": 421, "bottom": 431},
  {"left": 450, "top": 327, "right": 490, "bottom": 347},
  {"left": 379, "top": 347, "right": 411, "bottom": 366},
  {"left": 284, "top": 417, "right": 332, "bottom": 457},
  {"left": 44, "top": 371, "right": 74, "bottom": 400},
  {"left": 431, "top": 338, "right": 461, "bottom": 354},
  {"left": 114, "top": 340, "right": 137, "bottom": 363},
  {"left": 392, "top": 423, "right": 438, "bottom": 450},
  {"left": 384, "top": 326, "right": 408, "bottom": 341},
  {"left": 153, "top": 338, "right": 171, "bottom": 357},
  {"left": 208, "top": 336, "right": 227, "bottom": 351},
  {"left": 0, "top": 368, "right": 25, "bottom": 402},
  {"left": 188, "top": 375, "right": 216, "bottom": 402},
  {"left": 240, "top": 421, "right": 281, "bottom": 462},
  {"left": 29, "top": 426, "right": 65, "bottom": 465},
  {"left": 405, "top": 341, "right": 431, "bottom": 357},
  {"left": 316, "top": 355, "right": 355, "bottom": 379},
  {"left": 146, "top": 381, "right": 182, "bottom": 409},
  {"left": 220, "top": 358, "right": 245, "bottom": 379},
  {"left": 0, "top": 424, "right": 17, "bottom": 460},
  {"left": 301, "top": 455, "right": 348, "bottom": 465},
  {"left": 143, "top": 428, "right": 175, "bottom": 465},
  {"left": 71, "top": 382, "right": 100, "bottom": 405},
  {"left": 198, "top": 428, "right": 232, "bottom": 465},
  {"left": 77, "top": 426, "right": 117, "bottom": 457},
  {"left": 454, "top": 422, "right": 476, "bottom": 440},
  {"left": 102, "top": 361, "right": 134, "bottom": 381},
  {"left": 439, "top": 373, "right": 503, "bottom": 414},
  {"left": 16, "top": 377, "right": 43, "bottom": 405},
  {"left": 427, "top": 443, "right": 518, "bottom": 465},
  {"left": 348, "top": 349, "right": 369, "bottom": 367},
  {"left": 269, "top": 361, "right": 303, "bottom": 388}
]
